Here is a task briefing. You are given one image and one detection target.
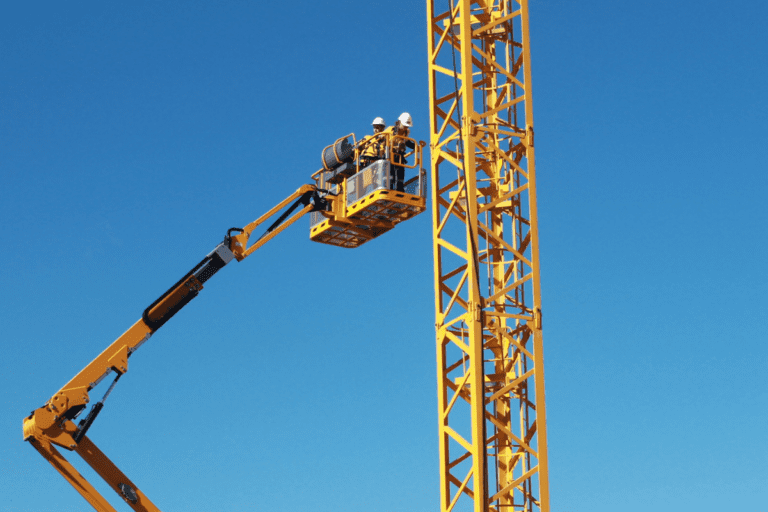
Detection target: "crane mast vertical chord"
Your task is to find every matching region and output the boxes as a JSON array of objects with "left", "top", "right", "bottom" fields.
[{"left": 427, "top": 1, "right": 549, "bottom": 511}]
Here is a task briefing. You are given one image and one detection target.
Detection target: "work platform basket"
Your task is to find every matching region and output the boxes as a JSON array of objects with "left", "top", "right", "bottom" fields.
[{"left": 310, "top": 160, "right": 427, "bottom": 248}]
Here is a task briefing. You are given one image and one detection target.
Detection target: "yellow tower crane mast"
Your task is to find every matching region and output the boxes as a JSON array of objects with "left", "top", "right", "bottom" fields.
[{"left": 427, "top": 1, "right": 549, "bottom": 511}]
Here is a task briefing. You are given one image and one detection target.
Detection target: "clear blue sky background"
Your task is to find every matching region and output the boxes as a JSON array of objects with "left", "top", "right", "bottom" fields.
[{"left": 2, "top": 1, "right": 766, "bottom": 511}]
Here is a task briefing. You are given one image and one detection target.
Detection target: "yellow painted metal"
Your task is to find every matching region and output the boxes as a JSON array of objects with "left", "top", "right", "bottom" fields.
[
  {"left": 28, "top": 437, "right": 122, "bottom": 512},
  {"left": 310, "top": 184, "right": 426, "bottom": 248},
  {"left": 230, "top": 184, "right": 317, "bottom": 260},
  {"left": 23, "top": 319, "right": 152, "bottom": 448},
  {"left": 22, "top": 318, "right": 162, "bottom": 511},
  {"left": 428, "top": 1, "right": 549, "bottom": 511},
  {"left": 21, "top": 184, "right": 325, "bottom": 511},
  {"left": 75, "top": 435, "right": 162, "bottom": 512},
  {"left": 309, "top": 132, "right": 427, "bottom": 248}
]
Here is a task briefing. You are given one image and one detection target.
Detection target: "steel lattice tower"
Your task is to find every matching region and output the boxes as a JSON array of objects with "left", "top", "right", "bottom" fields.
[{"left": 427, "top": 1, "right": 549, "bottom": 511}]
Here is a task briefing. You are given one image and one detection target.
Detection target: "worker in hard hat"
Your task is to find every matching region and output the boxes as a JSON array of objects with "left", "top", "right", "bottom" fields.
[
  {"left": 359, "top": 116, "right": 387, "bottom": 169},
  {"left": 372, "top": 117, "right": 386, "bottom": 134},
  {"left": 389, "top": 112, "right": 413, "bottom": 192}
]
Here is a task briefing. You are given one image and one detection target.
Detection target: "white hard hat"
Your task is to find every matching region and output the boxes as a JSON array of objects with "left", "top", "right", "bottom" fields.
[
  {"left": 372, "top": 116, "right": 385, "bottom": 127},
  {"left": 398, "top": 112, "right": 413, "bottom": 128}
]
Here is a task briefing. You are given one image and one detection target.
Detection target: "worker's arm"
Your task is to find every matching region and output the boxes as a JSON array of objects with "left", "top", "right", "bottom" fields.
[{"left": 22, "top": 183, "right": 328, "bottom": 512}]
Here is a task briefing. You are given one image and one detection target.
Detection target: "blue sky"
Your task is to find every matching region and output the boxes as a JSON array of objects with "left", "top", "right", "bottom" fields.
[{"left": 1, "top": 1, "right": 767, "bottom": 511}]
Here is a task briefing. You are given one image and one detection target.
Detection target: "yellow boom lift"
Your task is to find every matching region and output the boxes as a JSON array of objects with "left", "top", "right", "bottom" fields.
[{"left": 22, "top": 133, "right": 426, "bottom": 512}]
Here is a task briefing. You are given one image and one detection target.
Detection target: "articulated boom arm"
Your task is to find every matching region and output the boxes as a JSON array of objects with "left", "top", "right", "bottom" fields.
[
  {"left": 22, "top": 184, "right": 329, "bottom": 512},
  {"left": 23, "top": 128, "right": 428, "bottom": 511}
]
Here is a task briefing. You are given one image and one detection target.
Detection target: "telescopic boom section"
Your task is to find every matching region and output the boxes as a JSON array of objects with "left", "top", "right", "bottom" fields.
[{"left": 21, "top": 184, "right": 328, "bottom": 512}]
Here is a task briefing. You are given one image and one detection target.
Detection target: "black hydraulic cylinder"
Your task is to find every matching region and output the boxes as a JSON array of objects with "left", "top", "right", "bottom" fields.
[
  {"left": 73, "top": 402, "right": 103, "bottom": 443},
  {"left": 142, "top": 247, "right": 229, "bottom": 332},
  {"left": 73, "top": 372, "right": 123, "bottom": 443}
]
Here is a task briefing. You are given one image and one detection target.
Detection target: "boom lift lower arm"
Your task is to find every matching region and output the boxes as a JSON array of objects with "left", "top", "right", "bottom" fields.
[{"left": 22, "top": 184, "right": 328, "bottom": 512}]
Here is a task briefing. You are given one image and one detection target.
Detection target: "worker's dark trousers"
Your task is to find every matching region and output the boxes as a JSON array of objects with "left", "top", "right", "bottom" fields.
[
  {"left": 391, "top": 155, "right": 406, "bottom": 192},
  {"left": 390, "top": 166, "right": 404, "bottom": 192}
]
